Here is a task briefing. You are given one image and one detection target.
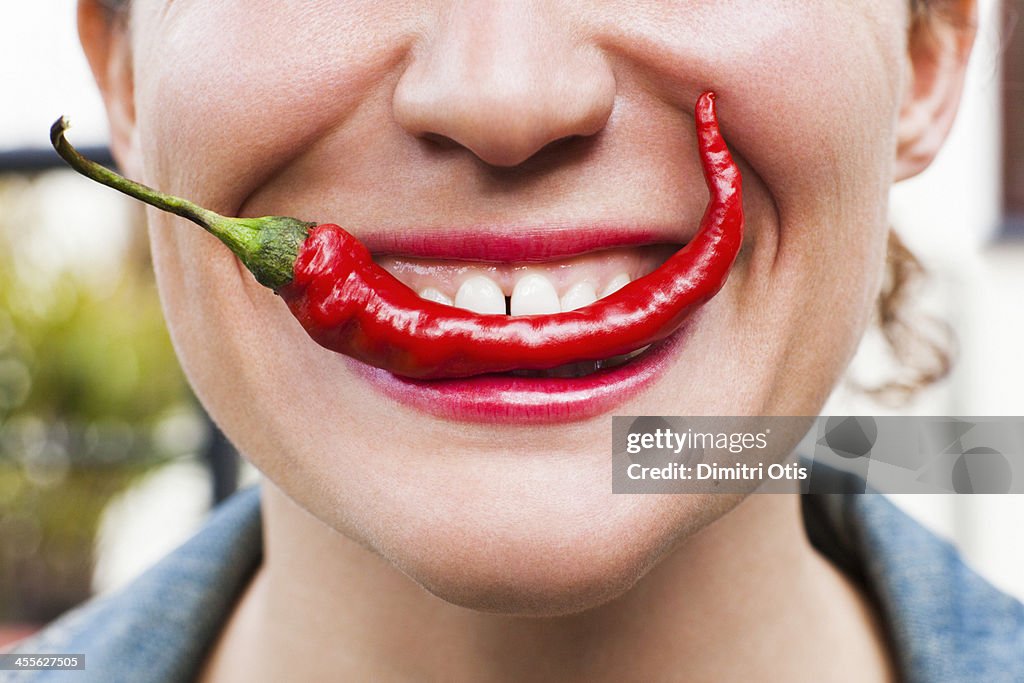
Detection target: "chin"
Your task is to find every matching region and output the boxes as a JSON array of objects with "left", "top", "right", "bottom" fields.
[{"left": 368, "top": 487, "right": 746, "bottom": 617}]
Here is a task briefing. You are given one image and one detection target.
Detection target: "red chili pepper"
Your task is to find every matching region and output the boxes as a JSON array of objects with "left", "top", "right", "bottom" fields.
[{"left": 50, "top": 92, "right": 742, "bottom": 380}]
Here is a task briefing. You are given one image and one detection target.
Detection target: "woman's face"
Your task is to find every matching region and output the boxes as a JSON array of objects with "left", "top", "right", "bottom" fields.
[{"left": 97, "top": 0, "right": 958, "bottom": 612}]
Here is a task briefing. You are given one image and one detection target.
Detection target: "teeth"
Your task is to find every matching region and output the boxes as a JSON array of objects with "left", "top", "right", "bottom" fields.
[
  {"left": 455, "top": 275, "right": 506, "bottom": 315},
  {"left": 600, "top": 273, "right": 631, "bottom": 299},
  {"left": 431, "top": 272, "right": 634, "bottom": 315},
  {"left": 418, "top": 287, "right": 453, "bottom": 306},
  {"left": 560, "top": 282, "right": 598, "bottom": 312},
  {"left": 510, "top": 273, "right": 561, "bottom": 316}
]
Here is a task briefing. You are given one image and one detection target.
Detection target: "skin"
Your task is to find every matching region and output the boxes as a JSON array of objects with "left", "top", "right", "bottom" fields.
[{"left": 79, "top": 0, "right": 976, "bottom": 680}]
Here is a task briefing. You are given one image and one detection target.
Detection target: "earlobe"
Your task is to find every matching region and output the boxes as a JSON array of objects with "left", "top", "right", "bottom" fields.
[
  {"left": 894, "top": 1, "right": 978, "bottom": 181},
  {"left": 77, "top": 0, "right": 140, "bottom": 177}
]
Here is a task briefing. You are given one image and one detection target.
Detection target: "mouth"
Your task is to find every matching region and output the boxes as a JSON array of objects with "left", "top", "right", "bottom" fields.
[
  {"left": 349, "top": 229, "right": 693, "bottom": 421},
  {"left": 375, "top": 238, "right": 677, "bottom": 378}
]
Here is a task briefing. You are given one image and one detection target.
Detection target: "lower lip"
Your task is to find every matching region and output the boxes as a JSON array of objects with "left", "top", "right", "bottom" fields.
[{"left": 349, "top": 321, "right": 695, "bottom": 424}]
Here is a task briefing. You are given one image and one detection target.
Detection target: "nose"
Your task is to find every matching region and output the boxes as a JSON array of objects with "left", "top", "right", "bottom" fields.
[{"left": 392, "top": 2, "right": 616, "bottom": 168}]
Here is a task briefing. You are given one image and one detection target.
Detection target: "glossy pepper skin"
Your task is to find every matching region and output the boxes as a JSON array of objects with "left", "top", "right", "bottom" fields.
[
  {"left": 51, "top": 92, "right": 742, "bottom": 380},
  {"left": 281, "top": 92, "right": 742, "bottom": 378}
]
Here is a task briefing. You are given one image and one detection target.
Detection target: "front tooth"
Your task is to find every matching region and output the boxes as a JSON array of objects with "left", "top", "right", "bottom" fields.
[
  {"left": 600, "top": 273, "right": 631, "bottom": 299},
  {"left": 560, "top": 282, "right": 598, "bottom": 312},
  {"left": 510, "top": 273, "right": 561, "bottom": 316},
  {"left": 418, "top": 287, "right": 453, "bottom": 306},
  {"left": 455, "top": 275, "right": 506, "bottom": 314}
]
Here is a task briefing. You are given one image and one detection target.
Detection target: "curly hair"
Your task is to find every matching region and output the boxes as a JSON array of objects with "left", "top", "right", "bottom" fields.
[{"left": 863, "top": 232, "right": 955, "bottom": 403}]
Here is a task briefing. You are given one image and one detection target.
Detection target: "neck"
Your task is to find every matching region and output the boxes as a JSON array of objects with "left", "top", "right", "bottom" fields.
[{"left": 199, "top": 484, "right": 895, "bottom": 682}]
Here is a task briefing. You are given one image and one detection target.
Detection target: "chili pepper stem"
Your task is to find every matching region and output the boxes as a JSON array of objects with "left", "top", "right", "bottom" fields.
[{"left": 50, "top": 116, "right": 314, "bottom": 290}]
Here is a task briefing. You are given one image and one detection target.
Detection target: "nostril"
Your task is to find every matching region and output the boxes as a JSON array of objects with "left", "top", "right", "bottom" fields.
[
  {"left": 420, "top": 132, "right": 460, "bottom": 150},
  {"left": 537, "top": 134, "right": 587, "bottom": 157}
]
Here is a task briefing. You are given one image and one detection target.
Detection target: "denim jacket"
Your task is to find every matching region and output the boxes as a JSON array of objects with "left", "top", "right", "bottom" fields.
[{"left": 9, "top": 487, "right": 1024, "bottom": 682}]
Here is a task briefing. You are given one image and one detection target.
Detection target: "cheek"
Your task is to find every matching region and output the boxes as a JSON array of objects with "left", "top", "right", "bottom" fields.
[
  {"left": 721, "top": 8, "right": 902, "bottom": 410},
  {"left": 132, "top": 2, "right": 437, "bottom": 486},
  {"left": 145, "top": 218, "right": 306, "bottom": 453},
  {"left": 589, "top": 1, "right": 904, "bottom": 409},
  {"left": 131, "top": 0, "right": 421, "bottom": 210}
]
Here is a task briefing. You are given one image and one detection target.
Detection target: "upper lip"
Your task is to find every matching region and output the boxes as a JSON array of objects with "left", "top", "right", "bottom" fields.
[{"left": 356, "top": 223, "right": 692, "bottom": 261}]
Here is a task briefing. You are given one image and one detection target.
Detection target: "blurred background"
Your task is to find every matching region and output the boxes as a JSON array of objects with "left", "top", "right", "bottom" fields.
[{"left": 0, "top": 0, "right": 1022, "bottom": 645}]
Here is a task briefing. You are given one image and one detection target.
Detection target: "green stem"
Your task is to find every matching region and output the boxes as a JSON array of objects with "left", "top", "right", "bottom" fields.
[
  {"left": 51, "top": 117, "right": 227, "bottom": 234},
  {"left": 50, "top": 117, "right": 314, "bottom": 290}
]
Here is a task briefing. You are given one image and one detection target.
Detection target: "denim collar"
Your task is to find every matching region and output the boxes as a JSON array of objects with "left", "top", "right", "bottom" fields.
[{"left": 804, "top": 494, "right": 1024, "bottom": 682}]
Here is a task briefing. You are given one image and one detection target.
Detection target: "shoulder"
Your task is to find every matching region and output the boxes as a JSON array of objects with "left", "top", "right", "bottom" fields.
[
  {"left": 806, "top": 493, "right": 1024, "bottom": 682},
  {"left": 6, "top": 486, "right": 263, "bottom": 683}
]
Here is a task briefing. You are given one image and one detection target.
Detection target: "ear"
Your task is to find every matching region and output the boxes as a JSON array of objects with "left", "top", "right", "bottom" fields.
[
  {"left": 77, "top": 0, "right": 140, "bottom": 177},
  {"left": 894, "top": 0, "right": 978, "bottom": 181}
]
